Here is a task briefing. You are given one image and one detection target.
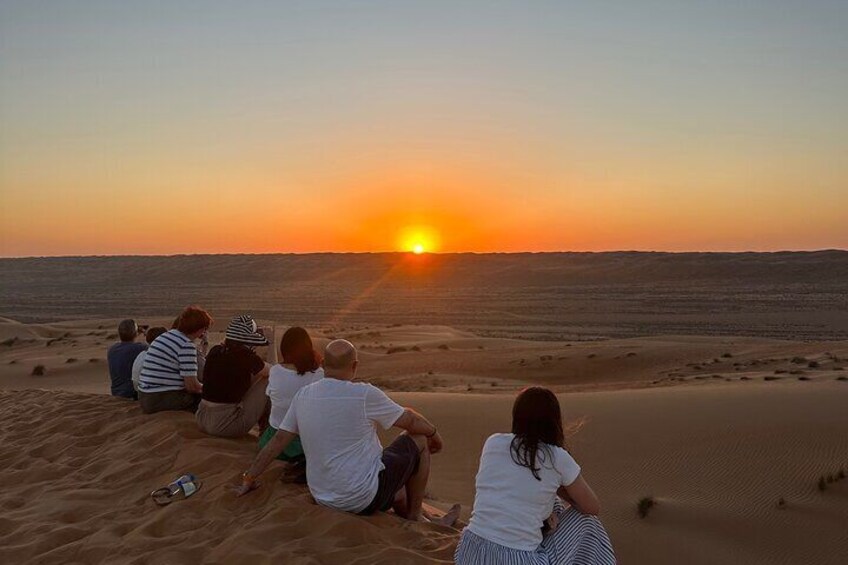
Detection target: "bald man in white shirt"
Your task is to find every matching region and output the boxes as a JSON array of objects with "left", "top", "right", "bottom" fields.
[{"left": 236, "top": 339, "right": 458, "bottom": 525}]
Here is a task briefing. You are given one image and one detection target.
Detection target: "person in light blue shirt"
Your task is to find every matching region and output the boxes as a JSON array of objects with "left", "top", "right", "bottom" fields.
[{"left": 106, "top": 319, "right": 146, "bottom": 399}]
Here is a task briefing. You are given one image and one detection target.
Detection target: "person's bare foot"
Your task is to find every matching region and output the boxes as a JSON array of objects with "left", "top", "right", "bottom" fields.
[{"left": 424, "top": 503, "right": 461, "bottom": 527}]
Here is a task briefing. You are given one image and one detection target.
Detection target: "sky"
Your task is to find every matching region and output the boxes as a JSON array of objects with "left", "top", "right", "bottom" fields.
[{"left": 1, "top": 1, "right": 846, "bottom": 256}]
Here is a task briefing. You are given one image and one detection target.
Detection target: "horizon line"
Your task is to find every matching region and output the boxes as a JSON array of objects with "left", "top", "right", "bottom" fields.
[{"left": 2, "top": 248, "right": 846, "bottom": 261}]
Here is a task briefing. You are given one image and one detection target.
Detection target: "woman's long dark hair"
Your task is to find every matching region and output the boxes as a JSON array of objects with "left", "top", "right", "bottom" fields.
[
  {"left": 510, "top": 387, "right": 565, "bottom": 481},
  {"left": 280, "top": 327, "right": 319, "bottom": 375}
]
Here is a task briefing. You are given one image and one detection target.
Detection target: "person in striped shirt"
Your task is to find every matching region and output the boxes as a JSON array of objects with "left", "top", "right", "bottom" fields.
[{"left": 138, "top": 306, "right": 213, "bottom": 414}]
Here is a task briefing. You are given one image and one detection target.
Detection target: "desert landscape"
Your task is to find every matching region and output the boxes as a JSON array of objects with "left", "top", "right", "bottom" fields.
[
  {"left": 4, "top": 1, "right": 847, "bottom": 562},
  {"left": 1, "top": 252, "right": 847, "bottom": 564}
]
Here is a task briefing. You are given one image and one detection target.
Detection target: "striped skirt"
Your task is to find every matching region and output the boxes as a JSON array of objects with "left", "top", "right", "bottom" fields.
[{"left": 455, "top": 501, "right": 616, "bottom": 565}]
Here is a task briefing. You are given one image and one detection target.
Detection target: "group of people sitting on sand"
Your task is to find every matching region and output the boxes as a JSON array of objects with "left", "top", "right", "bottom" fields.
[{"left": 106, "top": 306, "right": 616, "bottom": 564}]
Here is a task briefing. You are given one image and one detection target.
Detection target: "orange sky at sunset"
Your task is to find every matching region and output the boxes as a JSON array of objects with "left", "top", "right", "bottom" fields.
[{"left": 1, "top": 2, "right": 846, "bottom": 257}]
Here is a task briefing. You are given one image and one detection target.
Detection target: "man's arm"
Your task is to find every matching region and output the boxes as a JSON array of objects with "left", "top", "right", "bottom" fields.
[
  {"left": 235, "top": 429, "right": 297, "bottom": 496},
  {"left": 393, "top": 408, "right": 443, "bottom": 454}
]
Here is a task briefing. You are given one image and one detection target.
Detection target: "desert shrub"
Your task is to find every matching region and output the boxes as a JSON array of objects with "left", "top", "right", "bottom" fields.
[
  {"left": 66, "top": 358, "right": 77, "bottom": 363},
  {"left": 540, "top": 355, "right": 553, "bottom": 361},
  {"left": 587, "top": 353, "right": 596, "bottom": 359},
  {"left": 740, "top": 376, "right": 750, "bottom": 380},
  {"left": 838, "top": 376, "right": 848, "bottom": 381},
  {"left": 410, "top": 345, "right": 422, "bottom": 352},
  {"left": 818, "top": 476, "right": 827, "bottom": 491},
  {"left": 107, "top": 333, "right": 118, "bottom": 340},
  {"left": 826, "top": 474, "right": 835, "bottom": 484},
  {"left": 790, "top": 356, "right": 806, "bottom": 364},
  {"left": 721, "top": 352, "right": 732, "bottom": 358},
  {"left": 437, "top": 344, "right": 450, "bottom": 350},
  {"left": 807, "top": 360, "right": 819, "bottom": 368},
  {"left": 798, "top": 376, "right": 810, "bottom": 381},
  {"left": 776, "top": 497, "right": 787, "bottom": 509},
  {"left": 1, "top": 337, "right": 18, "bottom": 346},
  {"left": 838, "top": 469, "right": 846, "bottom": 480},
  {"left": 637, "top": 496, "right": 655, "bottom": 519},
  {"left": 774, "top": 369, "right": 787, "bottom": 374},
  {"left": 386, "top": 347, "right": 407, "bottom": 354},
  {"left": 626, "top": 352, "right": 637, "bottom": 357},
  {"left": 89, "top": 358, "right": 99, "bottom": 363},
  {"left": 31, "top": 365, "right": 46, "bottom": 376},
  {"left": 764, "top": 376, "right": 781, "bottom": 381}
]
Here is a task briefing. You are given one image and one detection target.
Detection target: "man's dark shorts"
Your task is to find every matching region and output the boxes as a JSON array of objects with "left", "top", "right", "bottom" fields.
[{"left": 359, "top": 434, "right": 421, "bottom": 515}]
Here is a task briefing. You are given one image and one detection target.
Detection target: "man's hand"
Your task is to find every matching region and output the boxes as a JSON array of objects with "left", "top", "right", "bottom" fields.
[
  {"left": 233, "top": 478, "right": 259, "bottom": 497},
  {"left": 185, "top": 375, "right": 203, "bottom": 394},
  {"left": 427, "top": 431, "right": 443, "bottom": 454}
]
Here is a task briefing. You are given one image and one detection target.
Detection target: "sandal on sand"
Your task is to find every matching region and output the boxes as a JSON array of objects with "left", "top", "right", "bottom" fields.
[{"left": 151, "top": 473, "right": 202, "bottom": 506}]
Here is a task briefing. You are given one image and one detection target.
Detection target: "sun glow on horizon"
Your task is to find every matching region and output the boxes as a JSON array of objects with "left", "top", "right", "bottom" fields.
[{"left": 399, "top": 225, "right": 439, "bottom": 254}]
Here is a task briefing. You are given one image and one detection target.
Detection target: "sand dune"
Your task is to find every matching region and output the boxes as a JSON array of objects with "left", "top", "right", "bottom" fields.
[
  {"left": 2, "top": 316, "right": 848, "bottom": 563},
  {"left": 1, "top": 383, "right": 847, "bottom": 564},
  {"left": 3, "top": 318, "right": 848, "bottom": 395},
  {"left": 0, "top": 390, "right": 458, "bottom": 565}
]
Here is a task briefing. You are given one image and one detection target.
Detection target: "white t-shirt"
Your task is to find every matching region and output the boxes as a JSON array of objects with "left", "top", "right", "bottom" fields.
[
  {"left": 467, "top": 433, "right": 582, "bottom": 551},
  {"left": 131, "top": 350, "right": 147, "bottom": 391},
  {"left": 266, "top": 364, "right": 324, "bottom": 429},
  {"left": 280, "top": 378, "right": 405, "bottom": 513}
]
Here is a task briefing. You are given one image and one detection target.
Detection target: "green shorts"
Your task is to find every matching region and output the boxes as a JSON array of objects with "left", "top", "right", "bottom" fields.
[{"left": 258, "top": 427, "right": 304, "bottom": 461}]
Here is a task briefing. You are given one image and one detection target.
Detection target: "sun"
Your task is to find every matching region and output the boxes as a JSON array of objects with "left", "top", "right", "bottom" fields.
[{"left": 398, "top": 225, "right": 439, "bottom": 254}]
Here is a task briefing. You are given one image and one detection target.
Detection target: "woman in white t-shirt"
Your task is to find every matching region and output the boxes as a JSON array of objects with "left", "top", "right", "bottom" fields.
[
  {"left": 455, "top": 387, "right": 615, "bottom": 565},
  {"left": 258, "top": 327, "right": 323, "bottom": 475}
]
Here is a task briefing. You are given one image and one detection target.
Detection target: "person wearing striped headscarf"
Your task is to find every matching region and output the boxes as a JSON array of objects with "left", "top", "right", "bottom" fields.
[
  {"left": 195, "top": 314, "right": 276, "bottom": 438},
  {"left": 455, "top": 387, "right": 616, "bottom": 565}
]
